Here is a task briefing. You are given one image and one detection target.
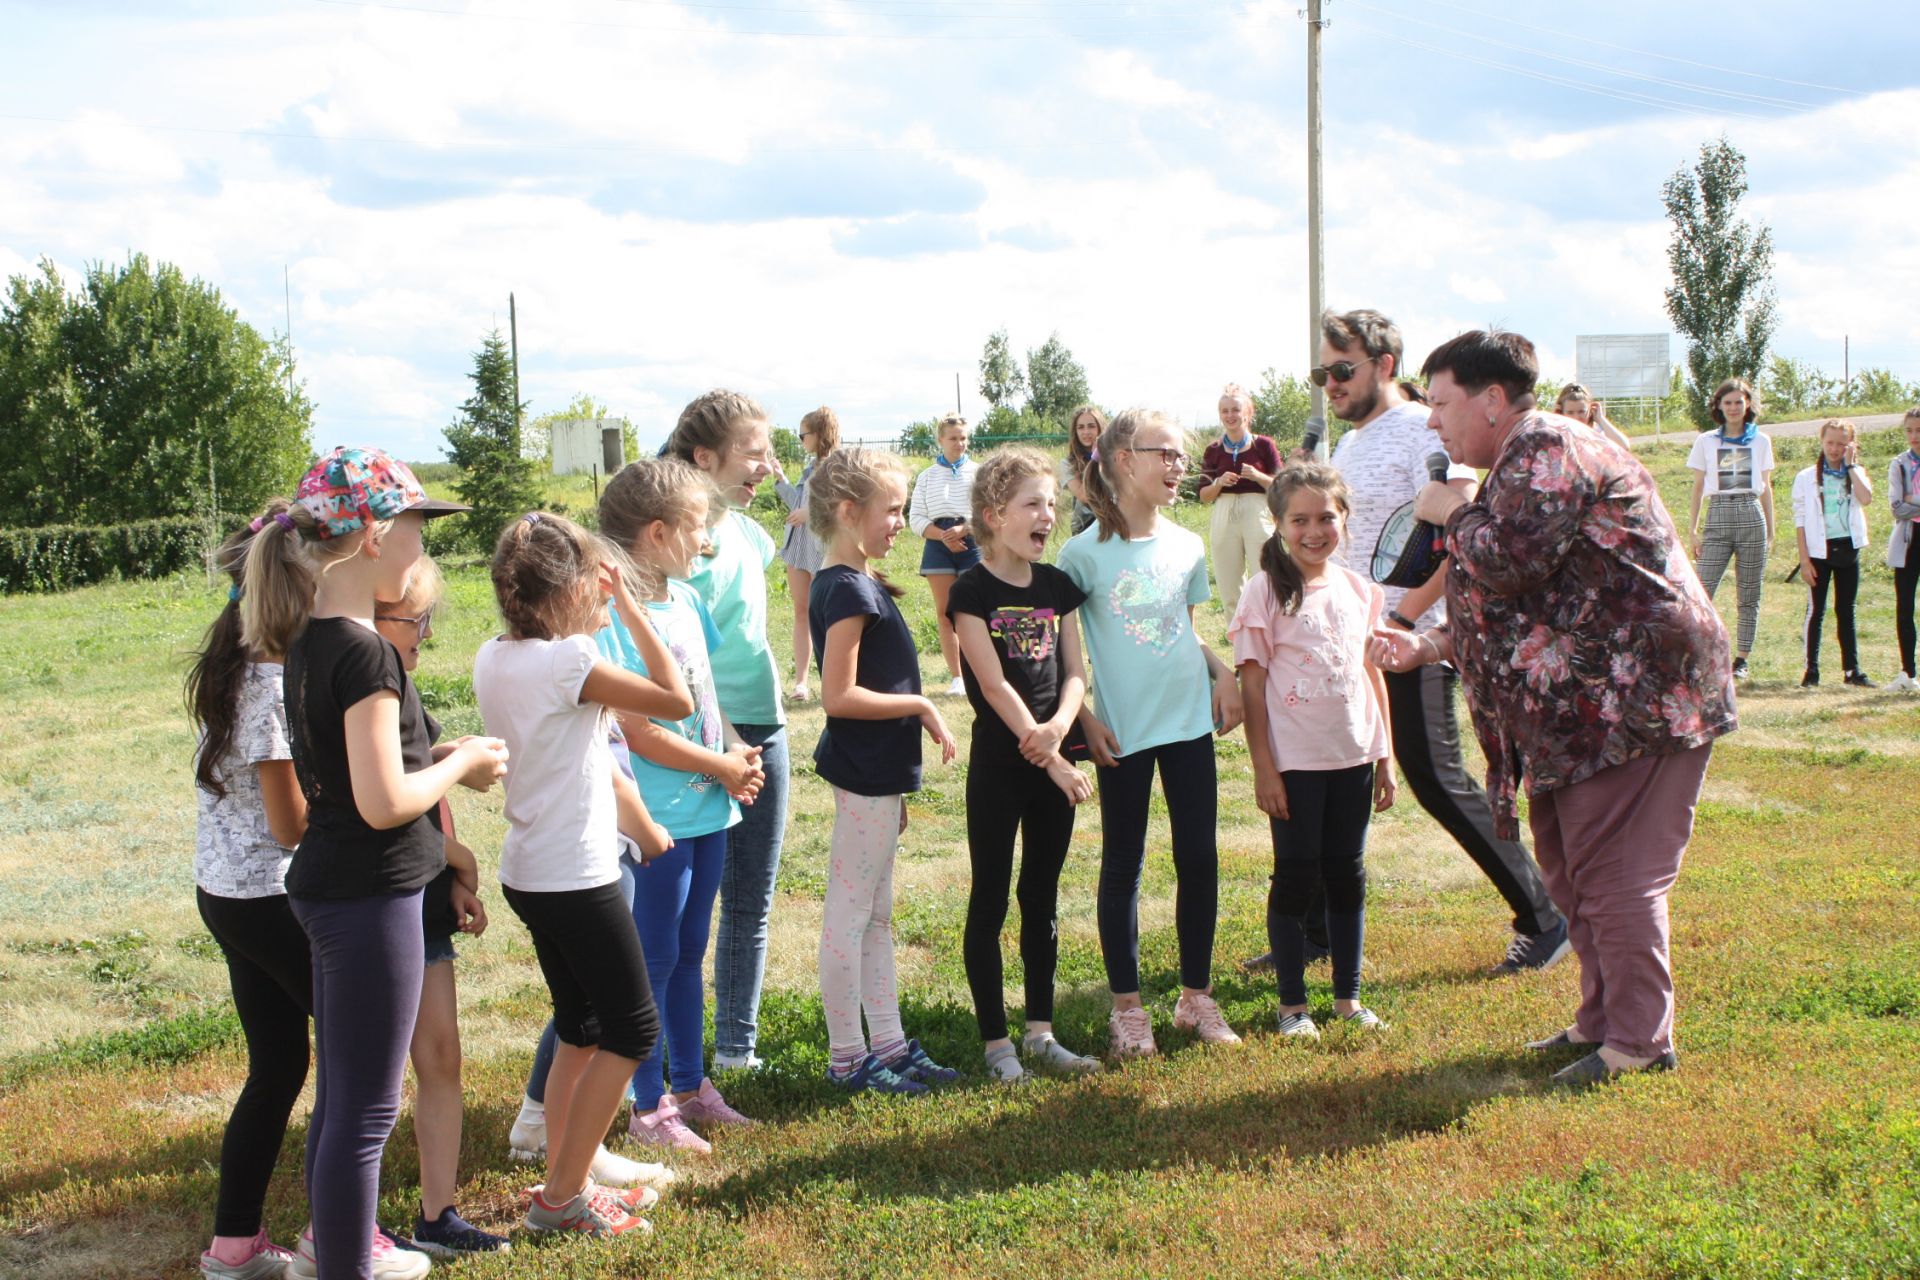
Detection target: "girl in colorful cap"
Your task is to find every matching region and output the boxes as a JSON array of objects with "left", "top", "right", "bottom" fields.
[{"left": 242, "top": 445, "right": 506, "bottom": 1280}]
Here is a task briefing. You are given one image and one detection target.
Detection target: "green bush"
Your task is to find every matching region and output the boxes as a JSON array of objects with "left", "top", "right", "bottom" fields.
[{"left": 0, "top": 515, "right": 211, "bottom": 594}]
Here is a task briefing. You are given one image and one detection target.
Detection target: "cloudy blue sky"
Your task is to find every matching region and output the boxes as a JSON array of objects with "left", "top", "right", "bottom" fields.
[{"left": 4, "top": 0, "right": 1916, "bottom": 459}]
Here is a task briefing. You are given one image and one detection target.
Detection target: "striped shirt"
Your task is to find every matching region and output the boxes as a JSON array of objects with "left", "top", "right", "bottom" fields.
[{"left": 909, "top": 456, "right": 980, "bottom": 536}]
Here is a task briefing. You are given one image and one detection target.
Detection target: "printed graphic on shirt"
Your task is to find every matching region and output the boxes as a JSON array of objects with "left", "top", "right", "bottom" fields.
[
  {"left": 988, "top": 606, "right": 1060, "bottom": 662},
  {"left": 1716, "top": 444, "right": 1756, "bottom": 492},
  {"left": 1277, "top": 591, "right": 1364, "bottom": 706},
  {"left": 1108, "top": 564, "right": 1191, "bottom": 655},
  {"left": 661, "top": 624, "right": 724, "bottom": 792}
]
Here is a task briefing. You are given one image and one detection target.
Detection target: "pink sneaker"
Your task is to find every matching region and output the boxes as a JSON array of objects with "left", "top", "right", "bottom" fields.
[
  {"left": 1173, "top": 990, "right": 1243, "bottom": 1045},
  {"left": 200, "top": 1230, "right": 295, "bottom": 1280},
  {"left": 677, "top": 1077, "right": 756, "bottom": 1129},
  {"left": 1108, "top": 1006, "right": 1158, "bottom": 1059},
  {"left": 628, "top": 1096, "right": 712, "bottom": 1153}
]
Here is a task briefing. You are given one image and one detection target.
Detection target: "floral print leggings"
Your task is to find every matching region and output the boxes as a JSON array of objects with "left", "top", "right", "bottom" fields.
[{"left": 820, "top": 788, "right": 907, "bottom": 1071}]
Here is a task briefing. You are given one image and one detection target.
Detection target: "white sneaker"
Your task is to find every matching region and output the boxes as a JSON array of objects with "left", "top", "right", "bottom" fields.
[
  {"left": 1885, "top": 672, "right": 1919, "bottom": 692},
  {"left": 712, "top": 1049, "right": 764, "bottom": 1072},
  {"left": 508, "top": 1096, "right": 545, "bottom": 1162},
  {"left": 592, "top": 1143, "right": 677, "bottom": 1191},
  {"left": 288, "top": 1227, "right": 430, "bottom": 1280},
  {"left": 946, "top": 676, "right": 967, "bottom": 697}
]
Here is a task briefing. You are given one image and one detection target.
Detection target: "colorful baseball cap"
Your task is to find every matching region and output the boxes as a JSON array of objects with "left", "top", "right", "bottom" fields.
[{"left": 295, "top": 445, "right": 469, "bottom": 540}]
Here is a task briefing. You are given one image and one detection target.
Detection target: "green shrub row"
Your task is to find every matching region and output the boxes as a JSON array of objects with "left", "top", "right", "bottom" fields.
[{"left": 0, "top": 515, "right": 212, "bottom": 594}]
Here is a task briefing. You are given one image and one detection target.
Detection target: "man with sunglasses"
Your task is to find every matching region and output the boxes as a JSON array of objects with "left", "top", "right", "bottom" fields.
[{"left": 1291, "top": 309, "right": 1569, "bottom": 976}]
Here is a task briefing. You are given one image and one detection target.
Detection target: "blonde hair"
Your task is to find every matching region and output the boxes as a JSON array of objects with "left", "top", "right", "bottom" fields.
[
  {"left": 663, "top": 389, "right": 767, "bottom": 468},
  {"left": 937, "top": 413, "right": 969, "bottom": 439},
  {"left": 1819, "top": 417, "right": 1858, "bottom": 445},
  {"left": 800, "top": 406, "right": 841, "bottom": 457},
  {"left": 1219, "top": 383, "right": 1254, "bottom": 414},
  {"left": 599, "top": 457, "right": 709, "bottom": 595},
  {"left": 1082, "top": 408, "right": 1183, "bottom": 543},
  {"left": 807, "top": 447, "right": 911, "bottom": 597},
  {"left": 1555, "top": 382, "right": 1591, "bottom": 412},
  {"left": 970, "top": 447, "right": 1055, "bottom": 548},
  {"left": 188, "top": 499, "right": 292, "bottom": 799},
  {"left": 393, "top": 554, "right": 444, "bottom": 614},
  {"left": 490, "top": 512, "right": 609, "bottom": 641},
  {"left": 240, "top": 504, "right": 390, "bottom": 658}
]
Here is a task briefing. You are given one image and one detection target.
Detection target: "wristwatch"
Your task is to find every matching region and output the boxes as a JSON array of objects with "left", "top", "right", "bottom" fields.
[{"left": 1386, "top": 609, "right": 1416, "bottom": 631}]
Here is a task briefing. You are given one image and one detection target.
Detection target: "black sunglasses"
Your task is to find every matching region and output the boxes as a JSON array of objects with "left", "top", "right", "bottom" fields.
[{"left": 1309, "top": 357, "right": 1378, "bottom": 387}]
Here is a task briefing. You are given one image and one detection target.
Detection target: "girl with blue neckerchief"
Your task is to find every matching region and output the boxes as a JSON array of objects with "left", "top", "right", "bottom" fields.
[
  {"left": 910, "top": 413, "right": 982, "bottom": 697},
  {"left": 1792, "top": 419, "right": 1875, "bottom": 689},
  {"left": 1887, "top": 407, "right": 1920, "bottom": 692},
  {"left": 1685, "top": 377, "right": 1775, "bottom": 680}
]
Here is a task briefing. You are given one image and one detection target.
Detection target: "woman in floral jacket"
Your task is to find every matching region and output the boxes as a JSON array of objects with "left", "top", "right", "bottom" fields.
[{"left": 1371, "top": 329, "right": 1737, "bottom": 1091}]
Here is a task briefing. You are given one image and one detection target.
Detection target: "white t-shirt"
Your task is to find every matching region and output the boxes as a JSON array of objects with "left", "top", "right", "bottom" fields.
[
  {"left": 1329, "top": 402, "right": 1477, "bottom": 627},
  {"left": 472, "top": 633, "right": 620, "bottom": 893},
  {"left": 194, "top": 662, "right": 296, "bottom": 899},
  {"left": 1686, "top": 430, "right": 1775, "bottom": 496}
]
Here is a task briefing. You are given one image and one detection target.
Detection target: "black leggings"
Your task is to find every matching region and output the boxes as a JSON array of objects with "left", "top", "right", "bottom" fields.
[
  {"left": 1267, "top": 765, "right": 1373, "bottom": 1006},
  {"left": 963, "top": 752, "right": 1077, "bottom": 1041},
  {"left": 196, "top": 888, "right": 313, "bottom": 1240},
  {"left": 503, "top": 879, "right": 660, "bottom": 1062},
  {"left": 1095, "top": 733, "right": 1218, "bottom": 995},
  {"left": 1895, "top": 539, "right": 1918, "bottom": 678},
  {"left": 1804, "top": 539, "right": 1860, "bottom": 672}
]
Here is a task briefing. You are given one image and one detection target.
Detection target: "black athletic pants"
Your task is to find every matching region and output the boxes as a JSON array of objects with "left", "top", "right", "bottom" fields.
[
  {"left": 964, "top": 751, "right": 1077, "bottom": 1042},
  {"left": 1804, "top": 539, "right": 1861, "bottom": 673},
  {"left": 1268, "top": 764, "right": 1373, "bottom": 1006},
  {"left": 1096, "top": 732, "right": 1218, "bottom": 994}
]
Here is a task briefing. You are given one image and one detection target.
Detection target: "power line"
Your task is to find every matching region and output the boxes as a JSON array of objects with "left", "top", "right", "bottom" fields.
[
  {"left": 1343, "top": 0, "right": 1821, "bottom": 112},
  {"left": 1341, "top": 20, "right": 1776, "bottom": 123}
]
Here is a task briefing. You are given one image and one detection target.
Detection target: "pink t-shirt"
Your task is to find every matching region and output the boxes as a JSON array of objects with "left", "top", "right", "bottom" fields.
[{"left": 1228, "top": 565, "right": 1389, "bottom": 772}]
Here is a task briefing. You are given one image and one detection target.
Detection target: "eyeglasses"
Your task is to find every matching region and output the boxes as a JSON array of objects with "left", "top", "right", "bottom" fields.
[
  {"left": 1130, "top": 447, "right": 1189, "bottom": 470},
  {"left": 375, "top": 609, "right": 434, "bottom": 637},
  {"left": 1309, "top": 357, "right": 1378, "bottom": 387}
]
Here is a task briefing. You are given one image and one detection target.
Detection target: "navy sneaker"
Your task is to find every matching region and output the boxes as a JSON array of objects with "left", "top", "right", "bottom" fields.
[
  {"left": 887, "top": 1038, "right": 961, "bottom": 1085},
  {"left": 407, "top": 1207, "right": 511, "bottom": 1258},
  {"left": 1491, "top": 917, "right": 1571, "bottom": 975},
  {"left": 829, "top": 1053, "right": 929, "bottom": 1095}
]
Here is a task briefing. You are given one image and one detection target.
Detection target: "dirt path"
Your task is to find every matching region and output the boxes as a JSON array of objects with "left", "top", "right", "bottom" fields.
[{"left": 1636, "top": 411, "right": 1907, "bottom": 446}]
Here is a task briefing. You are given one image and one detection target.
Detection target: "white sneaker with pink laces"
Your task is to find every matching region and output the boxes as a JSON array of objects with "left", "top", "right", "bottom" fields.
[
  {"left": 1108, "top": 1006, "right": 1158, "bottom": 1059},
  {"left": 628, "top": 1096, "right": 712, "bottom": 1153},
  {"left": 1172, "top": 990, "right": 1242, "bottom": 1045},
  {"left": 676, "top": 1077, "right": 755, "bottom": 1128}
]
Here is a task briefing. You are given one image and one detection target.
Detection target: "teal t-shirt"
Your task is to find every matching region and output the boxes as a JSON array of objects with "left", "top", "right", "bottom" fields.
[
  {"left": 597, "top": 583, "right": 740, "bottom": 840},
  {"left": 1820, "top": 467, "right": 1852, "bottom": 542},
  {"left": 681, "top": 510, "right": 785, "bottom": 728},
  {"left": 1056, "top": 521, "right": 1214, "bottom": 757}
]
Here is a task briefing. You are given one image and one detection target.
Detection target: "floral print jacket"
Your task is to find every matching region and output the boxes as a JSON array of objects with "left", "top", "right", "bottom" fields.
[{"left": 1441, "top": 412, "right": 1737, "bottom": 839}]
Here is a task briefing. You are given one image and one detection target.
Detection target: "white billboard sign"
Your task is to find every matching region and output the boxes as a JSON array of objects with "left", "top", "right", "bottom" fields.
[
  {"left": 552, "top": 417, "right": 610, "bottom": 476},
  {"left": 1575, "top": 333, "right": 1670, "bottom": 399}
]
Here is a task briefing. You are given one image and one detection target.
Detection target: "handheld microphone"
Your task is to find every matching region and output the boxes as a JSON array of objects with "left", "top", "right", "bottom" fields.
[
  {"left": 1425, "top": 451, "right": 1452, "bottom": 483},
  {"left": 1302, "top": 416, "right": 1328, "bottom": 461}
]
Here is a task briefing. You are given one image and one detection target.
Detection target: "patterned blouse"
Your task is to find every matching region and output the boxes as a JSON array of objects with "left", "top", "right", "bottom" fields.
[{"left": 1440, "top": 412, "right": 1738, "bottom": 839}]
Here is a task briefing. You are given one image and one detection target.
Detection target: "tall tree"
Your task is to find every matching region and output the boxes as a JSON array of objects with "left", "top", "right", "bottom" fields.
[
  {"left": 0, "top": 255, "right": 311, "bottom": 527},
  {"left": 978, "top": 328, "right": 1026, "bottom": 410},
  {"left": 1663, "top": 136, "right": 1777, "bottom": 426},
  {"left": 443, "top": 329, "right": 539, "bottom": 548},
  {"left": 1251, "top": 368, "right": 1313, "bottom": 446},
  {"left": 1024, "top": 332, "right": 1091, "bottom": 426}
]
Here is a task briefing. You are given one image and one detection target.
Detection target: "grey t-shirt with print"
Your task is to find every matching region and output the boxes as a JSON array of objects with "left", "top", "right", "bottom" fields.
[{"left": 193, "top": 661, "right": 296, "bottom": 899}]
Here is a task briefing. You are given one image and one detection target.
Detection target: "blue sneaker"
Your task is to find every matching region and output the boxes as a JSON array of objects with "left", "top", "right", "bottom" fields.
[
  {"left": 407, "top": 1207, "right": 511, "bottom": 1257},
  {"left": 888, "top": 1038, "right": 961, "bottom": 1085},
  {"left": 829, "top": 1053, "right": 929, "bottom": 1095}
]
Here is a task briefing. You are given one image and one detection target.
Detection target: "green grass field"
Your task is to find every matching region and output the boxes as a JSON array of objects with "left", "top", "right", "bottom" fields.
[{"left": 2, "top": 432, "right": 1917, "bottom": 1278}]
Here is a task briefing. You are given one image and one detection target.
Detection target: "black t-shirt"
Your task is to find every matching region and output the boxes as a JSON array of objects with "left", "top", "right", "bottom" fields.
[
  {"left": 284, "top": 617, "right": 445, "bottom": 899},
  {"left": 809, "top": 565, "right": 922, "bottom": 796},
  {"left": 946, "top": 562, "right": 1088, "bottom": 768}
]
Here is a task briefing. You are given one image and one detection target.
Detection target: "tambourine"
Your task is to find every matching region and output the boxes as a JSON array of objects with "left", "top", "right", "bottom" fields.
[{"left": 1372, "top": 501, "right": 1448, "bottom": 588}]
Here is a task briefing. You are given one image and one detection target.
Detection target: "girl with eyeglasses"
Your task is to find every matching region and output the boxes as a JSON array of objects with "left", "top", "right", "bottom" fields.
[{"left": 1058, "top": 409, "right": 1246, "bottom": 1060}]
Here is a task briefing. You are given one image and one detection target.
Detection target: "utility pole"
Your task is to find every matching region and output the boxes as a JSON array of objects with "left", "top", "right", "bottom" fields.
[
  {"left": 509, "top": 292, "right": 523, "bottom": 452},
  {"left": 955, "top": 371, "right": 963, "bottom": 416},
  {"left": 1305, "top": 0, "right": 1328, "bottom": 426},
  {"left": 283, "top": 265, "right": 295, "bottom": 403}
]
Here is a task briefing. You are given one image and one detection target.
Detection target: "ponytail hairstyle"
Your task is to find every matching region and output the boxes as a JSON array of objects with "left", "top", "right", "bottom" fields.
[
  {"left": 490, "top": 511, "right": 613, "bottom": 641},
  {"left": 807, "top": 446, "right": 911, "bottom": 598},
  {"left": 599, "top": 456, "right": 710, "bottom": 597},
  {"left": 663, "top": 389, "right": 768, "bottom": 471},
  {"left": 188, "top": 499, "right": 291, "bottom": 798},
  {"left": 1065, "top": 404, "right": 1106, "bottom": 478},
  {"left": 240, "top": 502, "right": 387, "bottom": 659},
  {"left": 1259, "top": 462, "right": 1352, "bottom": 616},
  {"left": 970, "top": 446, "right": 1054, "bottom": 548},
  {"left": 1082, "top": 407, "right": 1179, "bottom": 543},
  {"left": 800, "top": 405, "right": 841, "bottom": 459}
]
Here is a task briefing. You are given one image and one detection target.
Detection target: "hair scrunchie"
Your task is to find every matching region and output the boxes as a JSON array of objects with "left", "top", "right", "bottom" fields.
[
  {"left": 248, "top": 516, "right": 266, "bottom": 534},
  {"left": 273, "top": 512, "right": 296, "bottom": 532},
  {"left": 228, "top": 584, "right": 242, "bottom": 602}
]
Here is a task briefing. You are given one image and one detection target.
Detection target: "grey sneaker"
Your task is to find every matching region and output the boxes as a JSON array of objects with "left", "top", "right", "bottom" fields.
[
  {"left": 1021, "top": 1032, "right": 1100, "bottom": 1075},
  {"left": 1551, "top": 1049, "right": 1679, "bottom": 1091},
  {"left": 1491, "top": 918, "right": 1571, "bottom": 975}
]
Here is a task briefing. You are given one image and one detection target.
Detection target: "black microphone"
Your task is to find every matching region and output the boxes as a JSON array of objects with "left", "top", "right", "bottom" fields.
[
  {"left": 1425, "top": 450, "right": 1451, "bottom": 483},
  {"left": 1302, "top": 416, "right": 1327, "bottom": 459}
]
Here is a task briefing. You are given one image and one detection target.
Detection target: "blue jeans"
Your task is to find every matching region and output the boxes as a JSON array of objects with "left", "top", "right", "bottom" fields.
[
  {"left": 631, "top": 828, "right": 728, "bottom": 1108},
  {"left": 713, "top": 723, "right": 788, "bottom": 1060},
  {"left": 525, "top": 854, "right": 638, "bottom": 1103}
]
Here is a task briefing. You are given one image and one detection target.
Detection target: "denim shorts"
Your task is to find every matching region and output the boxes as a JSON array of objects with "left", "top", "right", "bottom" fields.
[
  {"left": 920, "top": 518, "right": 981, "bottom": 575},
  {"left": 423, "top": 930, "right": 457, "bottom": 967}
]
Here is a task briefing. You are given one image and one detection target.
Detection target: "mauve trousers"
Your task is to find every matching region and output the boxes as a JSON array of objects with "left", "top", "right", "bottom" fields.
[{"left": 1528, "top": 744, "right": 1712, "bottom": 1060}]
